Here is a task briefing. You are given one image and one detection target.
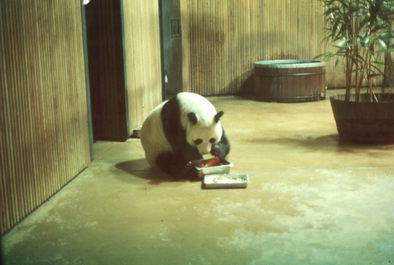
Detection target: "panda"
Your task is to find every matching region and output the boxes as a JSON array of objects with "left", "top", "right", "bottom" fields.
[{"left": 140, "top": 92, "right": 230, "bottom": 179}]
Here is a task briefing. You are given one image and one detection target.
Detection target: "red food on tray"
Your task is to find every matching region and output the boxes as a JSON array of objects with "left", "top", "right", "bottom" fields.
[{"left": 199, "top": 156, "right": 222, "bottom": 168}]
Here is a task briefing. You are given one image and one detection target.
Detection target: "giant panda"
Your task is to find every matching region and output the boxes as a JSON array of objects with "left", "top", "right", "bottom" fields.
[{"left": 140, "top": 92, "right": 230, "bottom": 179}]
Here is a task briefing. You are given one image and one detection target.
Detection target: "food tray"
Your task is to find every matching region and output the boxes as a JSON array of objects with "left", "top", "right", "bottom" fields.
[
  {"left": 203, "top": 173, "right": 249, "bottom": 189},
  {"left": 190, "top": 158, "right": 234, "bottom": 178}
]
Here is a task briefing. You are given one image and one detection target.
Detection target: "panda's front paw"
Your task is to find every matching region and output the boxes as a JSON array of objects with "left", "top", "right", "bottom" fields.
[
  {"left": 178, "top": 164, "right": 200, "bottom": 181},
  {"left": 211, "top": 146, "right": 226, "bottom": 159}
]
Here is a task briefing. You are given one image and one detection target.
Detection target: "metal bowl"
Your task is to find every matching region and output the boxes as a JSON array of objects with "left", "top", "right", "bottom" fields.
[{"left": 189, "top": 158, "right": 234, "bottom": 178}]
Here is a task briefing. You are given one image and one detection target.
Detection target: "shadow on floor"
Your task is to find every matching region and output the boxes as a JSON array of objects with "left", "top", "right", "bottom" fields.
[{"left": 115, "top": 159, "right": 192, "bottom": 185}]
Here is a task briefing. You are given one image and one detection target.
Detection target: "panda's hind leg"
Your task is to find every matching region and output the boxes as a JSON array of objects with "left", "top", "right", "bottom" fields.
[
  {"left": 156, "top": 152, "right": 180, "bottom": 177},
  {"left": 156, "top": 152, "right": 198, "bottom": 180}
]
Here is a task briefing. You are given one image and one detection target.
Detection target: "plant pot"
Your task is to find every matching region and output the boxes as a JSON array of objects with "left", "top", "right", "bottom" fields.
[{"left": 330, "top": 94, "right": 394, "bottom": 144}]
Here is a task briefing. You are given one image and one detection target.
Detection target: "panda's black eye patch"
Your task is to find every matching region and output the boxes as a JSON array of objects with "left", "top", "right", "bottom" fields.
[
  {"left": 194, "top": 139, "right": 203, "bottom": 145},
  {"left": 209, "top": 138, "right": 216, "bottom": 144}
]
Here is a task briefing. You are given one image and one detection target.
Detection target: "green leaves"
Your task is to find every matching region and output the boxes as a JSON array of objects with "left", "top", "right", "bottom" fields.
[
  {"left": 336, "top": 39, "right": 351, "bottom": 47},
  {"left": 318, "top": 0, "right": 394, "bottom": 98},
  {"left": 378, "top": 38, "right": 387, "bottom": 49}
]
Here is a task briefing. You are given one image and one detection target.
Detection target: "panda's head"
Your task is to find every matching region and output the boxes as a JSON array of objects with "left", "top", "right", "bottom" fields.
[{"left": 186, "top": 111, "right": 224, "bottom": 155}]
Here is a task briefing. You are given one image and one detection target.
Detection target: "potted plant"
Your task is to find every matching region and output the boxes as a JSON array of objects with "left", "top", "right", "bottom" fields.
[{"left": 318, "top": 0, "right": 394, "bottom": 144}]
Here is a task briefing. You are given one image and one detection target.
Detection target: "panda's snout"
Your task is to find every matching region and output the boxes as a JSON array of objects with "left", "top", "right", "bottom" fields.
[
  {"left": 200, "top": 149, "right": 210, "bottom": 155},
  {"left": 199, "top": 144, "right": 211, "bottom": 155}
]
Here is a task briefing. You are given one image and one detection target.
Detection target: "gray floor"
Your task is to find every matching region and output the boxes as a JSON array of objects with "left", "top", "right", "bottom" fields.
[{"left": 2, "top": 90, "right": 394, "bottom": 265}]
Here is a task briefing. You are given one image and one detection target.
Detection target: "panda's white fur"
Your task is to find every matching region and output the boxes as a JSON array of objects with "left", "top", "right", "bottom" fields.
[
  {"left": 140, "top": 92, "right": 229, "bottom": 178},
  {"left": 178, "top": 92, "right": 223, "bottom": 155},
  {"left": 140, "top": 100, "right": 170, "bottom": 167}
]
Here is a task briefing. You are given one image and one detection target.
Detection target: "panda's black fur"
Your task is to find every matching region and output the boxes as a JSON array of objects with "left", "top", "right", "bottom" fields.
[{"left": 140, "top": 92, "right": 230, "bottom": 179}]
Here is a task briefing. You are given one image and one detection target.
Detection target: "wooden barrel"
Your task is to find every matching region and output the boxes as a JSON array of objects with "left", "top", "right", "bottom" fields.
[{"left": 254, "top": 60, "right": 326, "bottom": 102}]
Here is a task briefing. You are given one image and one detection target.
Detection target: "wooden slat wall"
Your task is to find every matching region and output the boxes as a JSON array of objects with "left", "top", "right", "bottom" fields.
[
  {"left": 122, "top": 0, "right": 163, "bottom": 131},
  {"left": 181, "top": 0, "right": 345, "bottom": 96},
  {"left": 0, "top": 0, "right": 91, "bottom": 235}
]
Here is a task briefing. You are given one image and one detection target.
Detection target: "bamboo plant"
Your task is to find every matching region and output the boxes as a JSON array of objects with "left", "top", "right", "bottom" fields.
[{"left": 318, "top": 0, "right": 394, "bottom": 102}]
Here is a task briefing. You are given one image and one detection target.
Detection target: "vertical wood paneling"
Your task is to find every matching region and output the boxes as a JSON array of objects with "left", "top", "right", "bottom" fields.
[
  {"left": 0, "top": 0, "right": 91, "bottom": 235},
  {"left": 181, "top": 0, "right": 344, "bottom": 96},
  {"left": 122, "top": 0, "right": 163, "bottom": 131}
]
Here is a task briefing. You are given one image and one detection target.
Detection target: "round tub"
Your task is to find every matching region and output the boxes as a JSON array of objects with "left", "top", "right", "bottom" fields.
[{"left": 254, "top": 59, "right": 326, "bottom": 102}]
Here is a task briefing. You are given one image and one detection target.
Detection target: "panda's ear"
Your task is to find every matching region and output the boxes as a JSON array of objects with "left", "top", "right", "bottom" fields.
[
  {"left": 187, "top": 112, "right": 198, "bottom": 125},
  {"left": 214, "top": 111, "right": 224, "bottom": 123}
]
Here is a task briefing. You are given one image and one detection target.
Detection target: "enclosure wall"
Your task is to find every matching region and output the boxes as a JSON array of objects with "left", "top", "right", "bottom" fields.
[
  {"left": 122, "top": 0, "right": 163, "bottom": 131},
  {"left": 0, "top": 0, "right": 91, "bottom": 234},
  {"left": 181, "top": 0, "right": 344, "bottom": 95}
]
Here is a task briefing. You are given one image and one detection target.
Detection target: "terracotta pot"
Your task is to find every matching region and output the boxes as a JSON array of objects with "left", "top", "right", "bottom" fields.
[{"left": 330, "top": 93, "right": 394, "bottom": 144}]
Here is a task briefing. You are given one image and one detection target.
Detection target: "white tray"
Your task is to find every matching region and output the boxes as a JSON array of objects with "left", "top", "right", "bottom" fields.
[{"left": 203, "top": 173, "right": 249, "bottom": 189}]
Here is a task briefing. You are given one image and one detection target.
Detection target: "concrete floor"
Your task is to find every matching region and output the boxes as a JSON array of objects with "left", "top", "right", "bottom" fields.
[{"left": 2, "top": 90, "right": 394, "bottom": 265}]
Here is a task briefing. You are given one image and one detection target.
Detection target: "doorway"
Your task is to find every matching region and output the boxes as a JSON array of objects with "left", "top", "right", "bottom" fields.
[{"left": 84, "top": 0, "right": 129, "bottom": 141}]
